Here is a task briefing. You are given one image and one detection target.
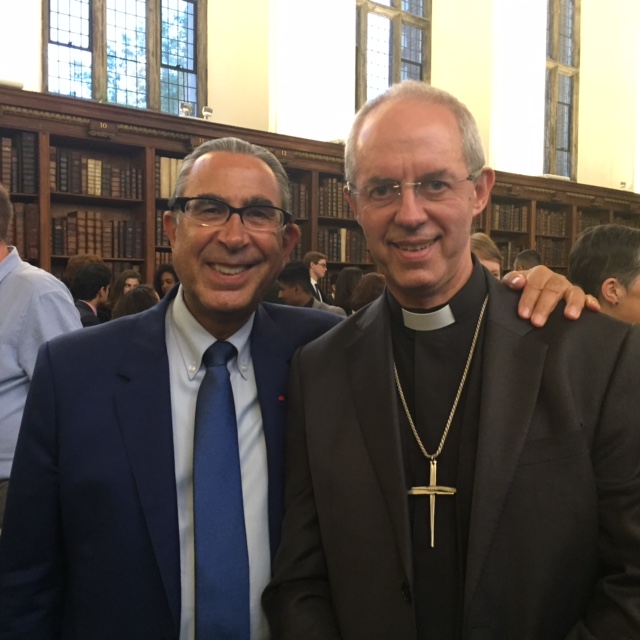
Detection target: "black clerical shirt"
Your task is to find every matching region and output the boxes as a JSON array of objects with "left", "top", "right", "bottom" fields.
[{"left": 388, "top": 258, "right": 489, "bottom": 639}]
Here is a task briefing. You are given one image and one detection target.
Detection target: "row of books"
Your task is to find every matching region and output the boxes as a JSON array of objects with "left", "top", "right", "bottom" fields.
[
  {"left": 536, "top": 208, "right": 568, "bottom": 236},
  {"left": 317, "top": 227, "right": 369, "bottom": 264},
  {"left": 50, "top": 148, "right": 144, "bottom": 199},
  {"left": 7, "top": 202, "right": 39, "bottom": 260},
  {"left": 536, "top": 237, "right": 569, "bottom": 267},
  {"left": 51, "top": 211, "right": 144, "bottom": 259},
  {"left": 155, "top": 156, "right": 184, "bottom": 199},
  {"left": 154, "top": 251, "right": 173, "bottom": 270},
  {"left": 471, "top": 210, "right": 487, "bottom": 232},
  {"left": 490, "top": 202, "right": 529, "bottom": 232},
  {"left": 319, "top": 177, "right": 353, "bottom": 220},
  {"left": 495, "top": 240, "right": 526, "bottom": 271},
  {"left": 578, "top": 212, "right": 609, "bottom": 233},
  {"left": 289, "top": 181, "right": 309, "bottom": 219},
  {"left": 1, "top": 132, "right": 37, "bottom": 194},
  {"left": 154, "top": 209, "right": 171, "bottom": 247},
  {"left": 613, "top": 214, "right": 640, "bottom": 229}
]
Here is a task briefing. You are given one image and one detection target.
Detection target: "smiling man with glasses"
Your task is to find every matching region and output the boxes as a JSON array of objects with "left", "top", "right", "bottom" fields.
[{"left": 264, "top": 81, "right": 640, "bottom": 639}]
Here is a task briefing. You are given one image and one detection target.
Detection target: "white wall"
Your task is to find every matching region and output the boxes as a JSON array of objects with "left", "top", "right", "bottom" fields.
[
  {"left": 578, "top": 0, "right": 640, "bottom": 191},
  {"left": 0, "top": 0, "right": 41, "bottom": 90},
  {"left": 268, "top": 0, "right": 356, "bottom": 142},
  {"left": 206, "top": 0, "right": 272, "bottom": 132}
]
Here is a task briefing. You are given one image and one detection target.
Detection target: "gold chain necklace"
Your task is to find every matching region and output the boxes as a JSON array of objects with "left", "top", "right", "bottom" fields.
[{"left": 393, "top": 294, "right": 488, "bottom": 547}]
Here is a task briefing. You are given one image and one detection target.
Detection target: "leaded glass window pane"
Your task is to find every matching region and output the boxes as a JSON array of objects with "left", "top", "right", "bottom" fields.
[
  {"left": 558, "top": 0, "right": 574, "bottom": 66},
  {"left": 401, "top": 23, "right": 422, "bottom": 81},
  {"left": 161, "top": 0, "right": 197, "bottom": 115},
  {"left": 402, "top": 0, "right": 424, "bottom": 18},
  {"left": 48, "top": 43, "right": 92, "bottom": 98},
  {"left": 367, "top": 13, "right": 392, "bottom": 101},
  {"left": 48, "top": 0, "right": 92, "bottom": 98},
  {"left": 106, "top": 0, "right": 147, "bottom": 108}
]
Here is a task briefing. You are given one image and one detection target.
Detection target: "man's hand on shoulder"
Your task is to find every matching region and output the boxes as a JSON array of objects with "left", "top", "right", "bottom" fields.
[{"left": 502, "top": 265, "right": 600, "bottom": 327}]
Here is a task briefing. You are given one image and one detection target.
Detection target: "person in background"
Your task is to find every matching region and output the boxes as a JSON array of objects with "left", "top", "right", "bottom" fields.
[
  {"left": 63, "top": 253, "right": 111, "bottom": 322},
  {"left": 112, "top": 284, "right": 160, "bottom": 319},
  {"left": 568, "top": 224, "right": 640, "bottom": 323},
  {"left": 333, "top": 266, "right": 364, "bottom": 316},
  {"left": 351, "top": 272, "right": 386, "bottom": 312},
  {"left": 0, "top": 184, "right": 81, "bottom": 527},
  {"left": 263, "top": 80, "right": 639, "bottom": 639},
  {"left": 103, "top": 268, "right": 142, "bottom": 321},
  {"left": 154, "top": 262, "right": 179, "bottom": 299},
  {"left": 470, "top": 232, "right": 503, "bottom": 279},
  {"left": 513, "top": 248, "right": 542, "bottom": 271},
  {"left": 277, "top": 261, "right": 347, "bottom": 317},
  {"left": 302, "top": 251, "right": 333, "bottom": 303},
  {"left": 70, "top": 262, "right": 112, "bottom": 327}
]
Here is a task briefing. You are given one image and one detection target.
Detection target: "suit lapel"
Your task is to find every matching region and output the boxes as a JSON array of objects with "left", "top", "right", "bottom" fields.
[
  {"left": 346, "top": 297, "right": 413, "bottom": 580},
  {"left": 251, "top": 305, "right": 291, "bottom": 562},
  {"left": 464, "top": 283, "right": 548, "bottom": 610},
  {"left": 113, "top": 293, "right": 181, "bottom": 628}
]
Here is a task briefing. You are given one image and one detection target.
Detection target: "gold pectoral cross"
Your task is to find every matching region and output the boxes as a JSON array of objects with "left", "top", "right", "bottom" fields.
[{"left": 408, "top": 459, "right": 456, "bottom": 548}]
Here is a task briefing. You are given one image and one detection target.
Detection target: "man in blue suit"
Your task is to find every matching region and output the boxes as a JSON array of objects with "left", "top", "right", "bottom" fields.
[{"left": 0, "top": 135, "right": 592, "bottom": 640}]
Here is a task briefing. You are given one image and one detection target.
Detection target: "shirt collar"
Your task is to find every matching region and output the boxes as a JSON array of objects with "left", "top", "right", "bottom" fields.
[
  {"left": 169, "top": 284, "right": 254, "bottom": 381},
  {"left": 387, "top": 256, "right": 488, "bottom": 332},
  {"left": 0, "top": 246, "right": 21, "bottom": 286}
]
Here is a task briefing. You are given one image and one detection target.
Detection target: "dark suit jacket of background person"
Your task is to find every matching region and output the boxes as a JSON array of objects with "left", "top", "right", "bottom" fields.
[
  {"left": 74, "top": 298, "right": 100, "bottom": 326},
  {"left": 0, "top": 285, "right": 341, "bottom": 640},
  {"left": 263, "top": 273, "right": 640, "bottom": 640}
]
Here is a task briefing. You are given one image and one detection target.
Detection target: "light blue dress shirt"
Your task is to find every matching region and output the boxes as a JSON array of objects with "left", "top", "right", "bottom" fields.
[
  {"left": 0, "top": 247, "right": 82, "bottom": 480},
  {"left": 166, "top": 286, "right": 270, "bottom": 640}
]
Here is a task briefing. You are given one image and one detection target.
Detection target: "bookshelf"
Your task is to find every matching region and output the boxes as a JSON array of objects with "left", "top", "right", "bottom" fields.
[
  {"left": 3, "top": 87, "right": 640, "bottom": 283},
  {"left": 476, "top": 174, "right": 640, "bottom": 273}
]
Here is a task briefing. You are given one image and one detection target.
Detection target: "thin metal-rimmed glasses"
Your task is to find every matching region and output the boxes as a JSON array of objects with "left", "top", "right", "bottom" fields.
[
  {"left": 346, "top": 167, "right": 484, "bottom": 209},
  {"left": 170, "top": 196, "right": 294, "bottom": 231}
]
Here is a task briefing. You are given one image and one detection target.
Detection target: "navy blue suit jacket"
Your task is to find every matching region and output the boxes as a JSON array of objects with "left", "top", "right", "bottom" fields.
[{"left": 0, "top": 288, "right": 340, "bottom": 640}]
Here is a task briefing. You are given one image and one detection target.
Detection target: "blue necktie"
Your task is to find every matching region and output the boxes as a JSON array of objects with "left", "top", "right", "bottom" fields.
[{"left": 193, "top": 341, "right": 250, "bottom": 639}]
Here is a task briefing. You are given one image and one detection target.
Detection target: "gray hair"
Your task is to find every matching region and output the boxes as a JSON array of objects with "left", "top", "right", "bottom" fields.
[
  {"left": 170, "top": 137, "right": 291, "bottom": 212},
  {"left": 0, "top": 183, "right": 13, "bottom": 242},
  {"left": 344, "top": 80, "right": 486, "bottom": 184}
]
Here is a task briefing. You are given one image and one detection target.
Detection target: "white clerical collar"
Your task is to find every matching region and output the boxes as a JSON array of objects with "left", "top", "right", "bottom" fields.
[{"left": 401, "top": 304, "right": 455, "bottom": 331}]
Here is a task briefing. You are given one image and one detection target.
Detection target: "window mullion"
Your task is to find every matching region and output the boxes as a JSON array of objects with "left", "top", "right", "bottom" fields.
[
  {"left": 391, "top": 14, "right": 402, "bottom": 83},
  {"left": 148, "top": 0, "right": 160, "bottom": 111},
  {"left": 196, "top": 0, "right": 208, "bottom": 115},
  {"left": 93, "top": 0, "right": 107, "bottom": 102}
]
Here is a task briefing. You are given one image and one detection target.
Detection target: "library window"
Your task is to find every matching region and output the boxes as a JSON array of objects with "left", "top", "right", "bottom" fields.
[
  {"left": 356, "top": 0, "right": 431, "bottom": 108},
  {"left": 545, "top": 0, "right": 579, "bottom": 179},
  {"left": 45, "top": 0, "right": 206, "bottom": 116}
]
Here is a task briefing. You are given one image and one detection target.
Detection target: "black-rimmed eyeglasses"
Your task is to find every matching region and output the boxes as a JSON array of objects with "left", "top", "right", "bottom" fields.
[{"left": 171, "top": 196, "right": 294, "bottom": 231}]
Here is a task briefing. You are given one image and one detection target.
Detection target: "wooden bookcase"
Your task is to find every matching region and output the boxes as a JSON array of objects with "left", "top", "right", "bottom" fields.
[
  {"left": 3, "top": 87, "right": 640, "bottom": 284},
  {"left": 0, "top": 87, "right": 351, "bottom": 283},
  {"left": 478, "top": 174, "right": 640, "bottom": 273}
]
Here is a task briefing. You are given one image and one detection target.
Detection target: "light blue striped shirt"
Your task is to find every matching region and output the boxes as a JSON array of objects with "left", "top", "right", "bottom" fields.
[{"left": 0, "top": 246, "right": 82, "bottom": 480}]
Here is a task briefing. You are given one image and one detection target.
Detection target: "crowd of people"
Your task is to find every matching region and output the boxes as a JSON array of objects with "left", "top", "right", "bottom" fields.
[{"left": 0, "top": 79, "right": 639, "bottom": 640}]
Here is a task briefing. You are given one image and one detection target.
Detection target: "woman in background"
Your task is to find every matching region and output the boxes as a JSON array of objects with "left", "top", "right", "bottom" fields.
[
  {"left": 153, "top": 263, "right": 179, "bottom": 299},
  {"left": 470, "top": 232, "right": 503, "bottom": 279},
  {"left": 106, "top": 269, "right": 142, "bottom": 316},
  {"left": 112, "top": 284, "right": 160, "bottom": 319},
  {"left": 333, "top": 266, "right": 363, "bottom": 316}
]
